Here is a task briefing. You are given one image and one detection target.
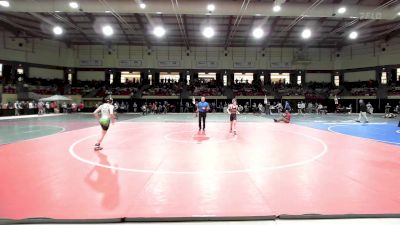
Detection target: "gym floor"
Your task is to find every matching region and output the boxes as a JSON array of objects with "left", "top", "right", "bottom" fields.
[{"left": 0, "top": 113, "right": 399, "bottom": 224}]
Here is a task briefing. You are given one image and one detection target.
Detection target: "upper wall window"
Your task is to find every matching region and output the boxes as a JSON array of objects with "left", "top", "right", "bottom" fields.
[
  {"left": 381, "top": 72, "right": 387, "bottom": 85},
  {"left": 334, "top": 75, "right": 340, "bottom": 86}
]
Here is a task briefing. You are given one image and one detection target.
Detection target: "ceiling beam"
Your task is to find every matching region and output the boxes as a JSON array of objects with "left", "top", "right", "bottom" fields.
[
  {"left": 0, "top": 20, "right": 20, "bottom": 36},
  {"left": 0, "top": 16, "right": 46, "bottom": 38},
  {"left": 63, "top": 13, "right": 92, "bottom": 43},
  {"left": 362, "top": 24, "right": 400, "bottom": 43},
  {"left": 133, "top": 13, "right": 151, "bottom": 47},
  {"left": 280, "top": 27, "right": 294, "bottom": 46},
  {"left": 262, "top": 16, "right": 279, "bottom": 48},
  {"left": 224, "top": 16, "right": 234, "bottom": 49},
  {"left": 384, "top": 28, "right": 400, "bottom": 42},
  {"left": 318, "top": 18, "right": 346, "bottom": 46},
  {"left": 245, "top": 16, "right": 256, "bottom": 45},
  {"left": 182, "top": 14, "right": 190, "bottom": 49},
  {"left": 115, "top": 19, "right": 131, "bottom": 44},
  {"left": 1, "top": 12, "right": 42, "bottom": 24}
]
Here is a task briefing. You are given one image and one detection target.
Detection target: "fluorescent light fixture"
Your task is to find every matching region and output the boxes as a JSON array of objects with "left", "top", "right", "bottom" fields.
[
  {"left": 252, "top": 27, "right": 264, "bottom": 39},
  {"left": 53, "top": 26, "right": 63, "bottom": 35},
  {"left": 301, "top": 28, "right": 312, "bottom": 39},
  {"left": 349, "top": 31, "right": 358, "bottom": 39},
  {"left": 207, "top": 4, "right": 215, "bottom": 12},
  {"left": 102, "top": 25, "right": 114, "bottom": 37},
  {"left": 156, "top": 11, "right": 162, "bottom": 14},
  {"left": 139, "top": 3, "right": 146, "bottom": 9},
  {"left": 338, "top": 7, "right": 346, "bottom": 14},
  {"left": 69, "top": 2, "right": 79, "bottom": 9},
  {"left": 0, "top": 1, "right": 10, "bottom": 7},
  {"left": 153, "top": 26, "right": 166, "bottom": 38},
  {"left": 273, "top": 5, "right": 281, "bottom": 12},
  {"left": 202, "top": 26, "right": 215, "bottom": 38}
]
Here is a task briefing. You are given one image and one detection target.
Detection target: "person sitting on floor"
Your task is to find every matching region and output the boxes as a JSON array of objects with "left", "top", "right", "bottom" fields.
[
  {"left": 273, "top": 110, "right": 291, "bottom": 123},
  {"left": 366, "top": 102, "right": 374, "bottom": 114},
  {"left": 384, "top": 113, "right": 397, "bottom": 118}
]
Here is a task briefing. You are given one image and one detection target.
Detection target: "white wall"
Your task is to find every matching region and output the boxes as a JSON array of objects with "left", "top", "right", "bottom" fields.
[
  {"left": 337, "top": 37, "right": 400, "bottom": 69},
  {"left": 1, "top": 28, "right": 400, "bottom": 71},
  {"left": 77, "top": 71, "right": 105, "bottom": 81},
  {"left": 74, "top": 45, "right": 334, "bottom": 70},
  {"left": 344, "top": 71, "right": 376, "bottom": 82},
  {"left": 305, "top": 73, "right": 331, "bottom": 83},
  {"left": 29, "top": 67, "right": 64, "bottom": 79},
  {"left": 0, "top": 31, "right": 74, "bottom": 67}
]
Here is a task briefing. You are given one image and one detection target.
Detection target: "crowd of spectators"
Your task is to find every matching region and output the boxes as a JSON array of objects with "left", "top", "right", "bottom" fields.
[
  {"left": 1, "top": 100, "right": 84, "bottom": 115},
  {"left": 3, "top": 84, "right": 16, "bottom": 93},
  {"left": 232, "top": 79, "right": 268, "bottom": 96},
  {"left": 189, "top": 80, "right": 223, "bottom": 96},
  {"left": 344, "top": 80, "right": 378, "bottom": 96},
  {"left": 142, "top": 82, "right": 183, "bottom": 96},
  {"left": 304, "top": 82, "right": 332, "bottom": 100},
  {"left": 388, "top": 84, "right": 400, "bottom": 96},
  {"left": 272, "top": 82, "right": 304, "bottom": 96}
]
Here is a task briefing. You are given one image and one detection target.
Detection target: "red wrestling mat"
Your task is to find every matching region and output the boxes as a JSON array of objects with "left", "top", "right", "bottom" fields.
[{"left": 1, "top": 122, "right": 400, "bottom": 221}]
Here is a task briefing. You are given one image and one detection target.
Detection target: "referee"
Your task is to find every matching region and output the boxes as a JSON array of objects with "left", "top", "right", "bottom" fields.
[{"left": 197, "top": 96, "right": 209, "bottom": 132}]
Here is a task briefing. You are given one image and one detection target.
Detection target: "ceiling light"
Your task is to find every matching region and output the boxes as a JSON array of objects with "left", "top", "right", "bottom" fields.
[
  {"left": 202, "top": 26, "right": 215, "bottom": 38},
  {"left": 337, "top": 7, "right": 346, "bottom": 14},
  {"left": 153, "top": 26, "right": 166, "bottom": 38},
  {"left": 105, "top": 10, "right": 111, "bottom": 13},
  {"left": 53, "top": 26, "right": 63, "bottom": 35},
  {"left": 349, "top": 31, "right": 358, "bottom": 39},
  {"left": 156, "top": 11, "right": 162, "bottom": 14},
  {"left": 207, "top": 4, "right": 215, "bottom": 12},
  {"left": 55, "top": 10, "right": 62, "bottom": 13},
  {"left": 69, "top": 2, "right": 79, "bottom": 9},
  {"left": 397, "top": 12, "right": 400, "bottom": 16},
  {"left": 273, "top": 5, "right": 281, "bottom": 12},
  {"left": 252, "top": 27, "right": 264, "bottom": 39},
  {"left": 0, "top": 1, "right": 10, "bottom": 7},
  {"left": 301, "top": 28, "right": 312, "bottom": 39},
  {"left": 102, "top": 25, "right": 114, "bottom": 37},
  {"left": 139, "top": 3, "right": 146, "bottom": 9}
]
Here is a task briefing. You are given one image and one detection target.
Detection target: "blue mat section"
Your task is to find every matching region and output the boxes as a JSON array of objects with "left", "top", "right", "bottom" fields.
[{"left": 295, "top": 119, "right": 400, "bottom": 146}]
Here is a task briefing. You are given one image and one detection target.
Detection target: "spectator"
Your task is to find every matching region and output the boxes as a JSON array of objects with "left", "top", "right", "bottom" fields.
[
  {"left": 385, "top": 103, "right": 391, "bottom": 114},
  {"left": 366, "top": 102, "right": 373, "bottom": 114},
  {"left": 133, "top": 102, "right": 137, "bottom": 112},
  {"left": 14, "top": 101, "right": 20, "bottom": 116},
  {"left": 78, "top": 102, "right": 84, "bottom": 112},
  {"left": 284, "top": 101, "right": 291, "bottom": 112}
]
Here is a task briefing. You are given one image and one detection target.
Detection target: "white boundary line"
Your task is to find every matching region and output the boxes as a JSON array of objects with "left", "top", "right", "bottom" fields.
[
  {"left": 0, "top": 114, "right": 63, "bottom": 121},
  {"left": 0, "top": 125, "right": 66, "bottom": 145},
  {"left": 0, "top": 121, "right": 188, "bottom": 146},
  {"left": 68, "top": 127, "right": 329, "bottom": 175},
  {"left": 324, "top": 122, "right": 387, "bottom": 125},
  {"left": 327, "top": 124, "right": 400, "bottom": 145}
]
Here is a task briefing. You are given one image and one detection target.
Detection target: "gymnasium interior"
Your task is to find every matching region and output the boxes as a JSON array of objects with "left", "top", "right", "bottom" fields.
[{"left": 0, "top": 0, "right": 400, "bottom": 224}]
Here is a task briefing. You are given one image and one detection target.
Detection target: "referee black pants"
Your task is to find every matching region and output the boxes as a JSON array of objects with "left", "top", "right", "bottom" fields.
[{"left": 199, "top": 112, "right": 206, "bottom": 130}]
